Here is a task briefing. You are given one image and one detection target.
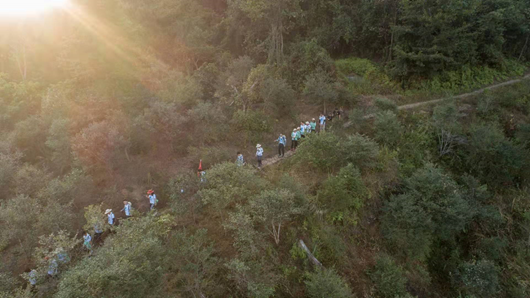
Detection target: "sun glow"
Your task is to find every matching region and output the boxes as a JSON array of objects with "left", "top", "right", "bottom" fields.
[{"left": 0, "top": 0, "right": 68, "bottom": 16}]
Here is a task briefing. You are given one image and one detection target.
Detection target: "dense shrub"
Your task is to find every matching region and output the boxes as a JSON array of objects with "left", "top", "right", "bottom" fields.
[
  {"left": 369, "top": 254, "right": 408, "bottom": 298},
  {"left": 452, "top": 260, "right": 499, "bottom": 297},
  {"left": 374, "top": 97, "right": 398, "bottom": 113},
  {"left": 317, "top": 164, "right": 367, "bottom": 225},
  {"left": 56, "top": 215, "right": 173, "bottom": 298},
  {"left": 197, "top": 162, "right": 267, "bottom": 211},
  {"left": 335, "top": 58, "right": 378, "bottom": 77},
  {"left": 292, "top": 133, "right": 342, "bottom": 172},
  {"left": 303, "top": 70, "right": 339, "bottom": 112},
  {"left": 374, "top": 111, "right": 403, "bottom": 147},
  {"left": 342, "top": 134, "right": 380, "bottom": 170},
  {"left": 304, "top": 268, "right": 353, "bottom": 298},
  {"left": 382, "top": 164, "right": 472, "bottom": 260},
  {"left": 464, "top": 123, "right": 527, "bottom": 187}
]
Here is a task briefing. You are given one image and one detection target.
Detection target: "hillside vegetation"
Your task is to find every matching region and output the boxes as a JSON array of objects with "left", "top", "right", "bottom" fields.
[{"left": 1, "top": 0, "right": 530, "bottom": 297}]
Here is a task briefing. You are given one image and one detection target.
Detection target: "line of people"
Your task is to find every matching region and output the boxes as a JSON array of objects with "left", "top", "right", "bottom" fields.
[
  {"left": 238, "top": 112, "right": 342, "bottom": 169},
  {"left": 234, "top": 110, "right": 343, "bottom": 169}
]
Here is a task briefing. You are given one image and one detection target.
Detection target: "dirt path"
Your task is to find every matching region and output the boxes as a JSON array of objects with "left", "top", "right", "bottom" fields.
[
  {"left": 262, "top": 74, "right": 530, "bottom": 168},
  {"left": 261, "top": 150, "right": 295, "bottom": 168},
  {"left": 345, "top": 74, "right": 530, "bottom": 125}
]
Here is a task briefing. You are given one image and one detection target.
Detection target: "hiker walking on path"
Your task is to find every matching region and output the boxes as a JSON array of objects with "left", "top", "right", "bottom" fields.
[
  {"left": 319, "top": 114, "right": 326, "bottom": 132},
  {"left": 147, "top": 190, "right": 157, "bottom": 210},
  {"left": 275, "top": 134, "right": 286, "bottom": 157},
  {"left": 310, "top": 118, "right": 317, "bottom": 132},
  {"left": 121, "top": 201, "right": 132, "bottom": 217},
  {"left": 105, "top": 209, "right": 115, "bottom": 225},
  {"left": 46, "top": 257, "right": 58, "bottom": 277},
  {"left": 94, "top": 224, "right": 103, "bottom": 242},
  {"left": 296, "top": 127, "right": 302, "bottom": 142},
  {"left": 236, "top": 152, "right": 245, "bottom": 166},
  {"left": 291, "top": 128, "right": 298, "bottom": 151},
  {"left": 256, "top": 144, "right": 264, "bottom": 168},
  {"left": 83, "top": 231, "right": 92, "bottom": 251},
  {"left": 300, "top": 122, "right": 306, "bottom": 138},
  {"left": 305, "top": 121, "right": 311, "bottom": 135},
  {"left": 29, "top": 269, "right": 37, "bottom": 287}
]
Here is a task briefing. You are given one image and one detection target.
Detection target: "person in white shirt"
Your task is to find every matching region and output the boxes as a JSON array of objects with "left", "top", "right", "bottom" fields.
[
  {"left": 121, "top": 201, "right": 132, "bottom": 217},
  {"left": 105, "top": 209, "right": 115, "bottom": 225},
  {"left": 319, "top": 114, "right": 326, "bottom": 132},
  {"left": 146, "top": 190, "right": 157, "bottom": 210},
  {"left": 256, "top": 144, "right": 264, "bottom": 168}
]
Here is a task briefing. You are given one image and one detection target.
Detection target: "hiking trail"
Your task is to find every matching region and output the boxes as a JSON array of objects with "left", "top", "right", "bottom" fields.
[
  {"left": 261, "top": 74, "right": 530, "bottom": 168},
  {"left": 346, "top": 73, "right": 530, "bottom": 124}
]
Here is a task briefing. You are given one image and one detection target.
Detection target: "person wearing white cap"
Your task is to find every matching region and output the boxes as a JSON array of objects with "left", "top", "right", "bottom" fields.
[
  {"left": 305, "top": 121, "right": 312, "bottom": 135},
  {"left": 300, "top": 122, "right": 306, "bottom": 138},
  {"left": 275, "top": 134, "right": 286, "bottom": 157},
  {"left": 121, "top": 201, "right": 132, "bottom": 217},
  {"left": 105, "top": 209, "right": 115, "bottom": 225},
  {"left": 256, "top": 144, "right": 264, "bottom": 168},
  {"left": 296, "top": 127, "right": 301, "bottom": 141},
  {"left": 291, "top": 128, "right": 297, "bottom": 151},
  {"left": 310, "top": 118, "right": 317, "bottom": 132},
  {"left": 319, "top": 114, "right": 326, "bottom": 132}
]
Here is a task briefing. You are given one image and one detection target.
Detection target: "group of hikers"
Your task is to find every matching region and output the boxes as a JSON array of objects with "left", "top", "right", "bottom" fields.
[
  {"left": 29, "top": 189, "right": 159, "bottom": 287},
  {"left": 236, "top": 109, "right": 343, "bottom": 169},
  {"left": 28, "top": 108, "right": 343, "bottom": 287}
]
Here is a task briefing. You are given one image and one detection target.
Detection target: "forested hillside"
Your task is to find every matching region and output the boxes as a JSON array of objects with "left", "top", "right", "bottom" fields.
[{"left": 1, "top": 0, "right": 530, "bottom": 297}]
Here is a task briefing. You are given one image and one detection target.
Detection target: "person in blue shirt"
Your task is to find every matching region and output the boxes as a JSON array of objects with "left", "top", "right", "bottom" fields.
[
  {"left": 256, "top": 144, "right": 264, "bottom": 168},
  {"left": 319, "top": 114, "right": 326, "bottom": 132},
  {"left": 94, "top": 223, "right": 103, "bottom": 240},
  {"left": 305, "top": 121, "right": 311, "bottom": 135},
  {"left": 105, "top": 209, "right": 115, "bottom": 225},
  {"left": 28, "top": 269, "right": 37, "bottom": 287},
  {"left": 236, "top": 152, "right": 245, "bottom": 166},
  {"left": 310, "top": 118, "right": 317, "bottom": 132},
  {"left": 83, "top": 231, "right": 92, "bottom": 251},
  {"left": 56, "top": 249, "right": 70, "bottom": 264},
  {"left": 147, "top": 190, "right": 157, "bottom": 210},
  {"left": 121, "top": 201, "right": 132, "bottom": 217},
  {"left": 46, "top": 257, "right": 58, "bottom": 277},
  {"left": 275, "top": 134, "right": 286, "bottom": 157},
  {"left": 300, "top": 122, "right": 306, "bottom": 138},
  {"left": 291, "top": 128, "right": 297, "bottom": 151},
  {"left": 296, "top": 127, "right": 302, "bottom": 142}
]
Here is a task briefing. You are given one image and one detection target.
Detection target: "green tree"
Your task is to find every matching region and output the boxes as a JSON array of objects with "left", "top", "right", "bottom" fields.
[
  {"left": 303, "top": 69, "right": 338, "bottom": 113},
  {"left": 249, "top": 189, "right": 301, "bottom": 245},
  {"left": 45, "top": 118, "right": 73, "bottom": 172},
  {"left": 342, "top": 134, "right": 380, "bottom": 170},
  {"left": 381, "top": 164, "right": 472, "bottom": 260},
  {"left": 83, "top": 204, "right": 107, "bottom": 234},
  {"left": 464, "top": 123, "right": 526, "bottom": 187},
  {"left": 231, "top": 109, "right": 273, "bottom": 146},
  {"left": 56, "top": 215, "right": 173, "bottom": 298},
  {"left": 317, "top": 164, "right": 368, "bottom": 225},
  {"left": 304, "top": 268, "right": 353, "bottom": 298},
  {"left": 292, "top": 133, "right": 342, "bottom": 172},
  {"left": 369, "top": 254, "right": 408, "bottom": 298},
  {"left": 197, "top": 162, "right": 267, "bottom": 213},
  {"left": 166, "top": 229, "right": 221, "bottom": 297},
  {"left": 374, "top": 111, "right": 403, "bottom": 147},
  {"left": 453, "top": 260, "right": 499, "bottom": 297}
]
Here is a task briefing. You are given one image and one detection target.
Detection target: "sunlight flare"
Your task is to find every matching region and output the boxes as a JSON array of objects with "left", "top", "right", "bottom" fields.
[{"left": 0, "top": 0, "right": 68, "bottom": 16}]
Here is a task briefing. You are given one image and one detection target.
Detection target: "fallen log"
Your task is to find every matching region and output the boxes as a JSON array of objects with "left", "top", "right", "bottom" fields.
[{"left": 299, "top": 239, "right": 323, "bottom": 267}]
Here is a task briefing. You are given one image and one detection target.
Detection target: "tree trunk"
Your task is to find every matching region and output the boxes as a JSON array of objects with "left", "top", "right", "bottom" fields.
[
  {"left": 519, "top": 34, "right": 529, "bottom": 61},
  {"left": 298, "top": 239, "right": 323, "bottom": 267}
]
